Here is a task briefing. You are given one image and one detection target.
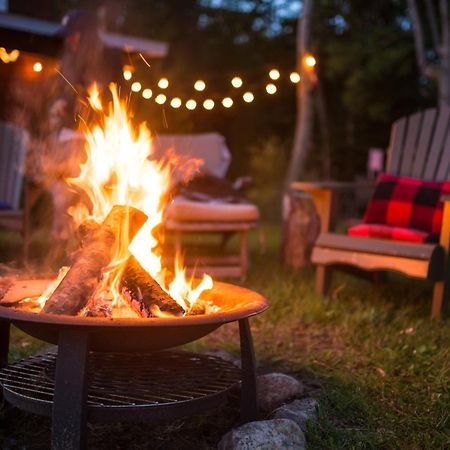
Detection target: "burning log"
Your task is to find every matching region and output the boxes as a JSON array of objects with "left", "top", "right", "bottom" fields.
[
  {"left": 42, "top": 205, "right": 147, "bottom": 315},
  {"left": 121, "top": 256, "right": 184, "bottom": 317}
]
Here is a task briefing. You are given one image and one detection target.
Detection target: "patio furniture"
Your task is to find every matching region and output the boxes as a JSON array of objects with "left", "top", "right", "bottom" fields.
[
  {"left": 154, "top": 133, "right": 260, "bottom": 280},
  {"left": 291, "top": 106, "right": 450, "bottom": 318},
  {"left": 0, "top": 121, "right": 31, "bottom": 261}
]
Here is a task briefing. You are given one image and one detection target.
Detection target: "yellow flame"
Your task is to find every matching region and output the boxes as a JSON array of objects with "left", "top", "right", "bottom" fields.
[
  {"left": 87, "top": 83, "right": 103, "bottom": 111},
  {"left": 36, "top": 266, "right": 70, "bottom": 309},
  {"left": 67, "top": 83, "right": 213, "bottom": 315}
]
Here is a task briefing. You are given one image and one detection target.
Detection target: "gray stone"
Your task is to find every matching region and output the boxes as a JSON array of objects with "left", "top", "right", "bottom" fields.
[
  {"left": 272, "top": 398, "right": 318, "bottom": 432},
  {"left": 257, "top": 373, "right": 304, "bottom": 412},
  {"left": 218, "top": 419, "right": 306, "bottom": 450}
]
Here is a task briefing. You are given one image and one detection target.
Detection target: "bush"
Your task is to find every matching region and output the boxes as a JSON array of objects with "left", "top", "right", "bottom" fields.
[{"left": 247, "top": 136, "right": 288, "bottom": 223}]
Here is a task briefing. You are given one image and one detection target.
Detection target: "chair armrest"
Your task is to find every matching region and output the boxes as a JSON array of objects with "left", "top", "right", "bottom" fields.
[
  {"left": 439, "top": 195, "right": 450, "bottom": 251},
  {"left": 290, "top": 180, "right": 375, "bottom": 233}
]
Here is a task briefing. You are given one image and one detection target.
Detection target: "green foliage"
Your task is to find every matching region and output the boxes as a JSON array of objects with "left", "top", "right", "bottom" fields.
[{"left": 247, "top": 136, "right": 288, "bottom": 222}]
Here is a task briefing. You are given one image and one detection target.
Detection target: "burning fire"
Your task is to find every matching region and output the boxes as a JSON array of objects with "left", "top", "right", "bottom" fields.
[{"left": 50, "top": 83, "right": 213, "bottom": 316}]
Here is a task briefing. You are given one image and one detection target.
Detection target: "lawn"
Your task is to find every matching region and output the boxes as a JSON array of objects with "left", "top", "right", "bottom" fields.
[{"left": 1, "top": 226, "right": 449, "bottom": 449}]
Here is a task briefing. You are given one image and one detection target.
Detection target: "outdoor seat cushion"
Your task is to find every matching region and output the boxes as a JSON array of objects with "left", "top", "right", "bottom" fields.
[
  {"left": 348, "top": 223, "right": 434, "bottom": 243},
  {"left": 165, "top": 196, "right": 260, "bottom": 223},
  {"left": 349, "top": 174, "right": 450, "bottom": 243}
]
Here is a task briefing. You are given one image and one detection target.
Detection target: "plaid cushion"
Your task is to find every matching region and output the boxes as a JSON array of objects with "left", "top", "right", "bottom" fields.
[
  {"left": 348, "top": 223, "right": 432, "bottom": 243},
  {"left": 350, "top": 174, "right": 450, "bottom": 243}
]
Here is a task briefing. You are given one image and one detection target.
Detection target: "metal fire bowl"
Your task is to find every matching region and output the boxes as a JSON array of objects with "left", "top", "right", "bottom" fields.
[{"left": 0, "top": 279, "right": 268, "bottom": 352}]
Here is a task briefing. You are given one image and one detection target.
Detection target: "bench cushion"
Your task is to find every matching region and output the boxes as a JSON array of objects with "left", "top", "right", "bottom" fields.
[
  {"left": 165, "top": 196, "right": 259, "bottom": 223},
  {"left": 347, "top": 223, "right": 434, "bottom": 243},
  {"left": 360, "top": 174, "right": 450, "bottom": 240}
]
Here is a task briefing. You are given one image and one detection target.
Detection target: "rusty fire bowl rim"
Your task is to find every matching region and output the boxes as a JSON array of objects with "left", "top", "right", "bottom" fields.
[{"left": 0, "top": 280, "right": 269, "bottom": 328}]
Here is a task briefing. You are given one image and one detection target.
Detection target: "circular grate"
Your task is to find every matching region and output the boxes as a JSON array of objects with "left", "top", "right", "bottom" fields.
[{"left": 0, "top": 349, "right": 241, "bottom": 414}]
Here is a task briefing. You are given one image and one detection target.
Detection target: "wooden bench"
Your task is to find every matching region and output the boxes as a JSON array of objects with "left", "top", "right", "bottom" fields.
[{"left": 292, "top": 107, "right": 450, "bottom": 319}]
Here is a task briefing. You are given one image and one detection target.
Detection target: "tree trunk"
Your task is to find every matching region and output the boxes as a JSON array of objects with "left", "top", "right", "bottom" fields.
[
  {"left": 407, "top": 0, "right": 450, "bottom": 106},
  {"left": 286, "top": 0, "right": 314, "bottom": 184},
  {"left": 281, "top": 190, "right": 320, "bottom": 269}
]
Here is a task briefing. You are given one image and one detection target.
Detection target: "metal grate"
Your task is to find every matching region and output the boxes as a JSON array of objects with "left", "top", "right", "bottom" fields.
[{"left": 0, "top": 349, "right": 241, "bottom": 410}]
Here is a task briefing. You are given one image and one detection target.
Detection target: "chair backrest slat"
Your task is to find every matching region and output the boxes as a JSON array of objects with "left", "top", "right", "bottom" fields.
[
  {"left": 399, "top": 111, "right": 422, "bottom": 176},
  {"left": 386, "top": 107, "right": 450, "bottom": 181},
  {"left": 386, "top": 117, "right": 407, "bottom": 174},
  {"left": 0, "top": 122, "right": 29, "bottom": 210},
  {"left": 423, "top": 106, "right": 450, "bottom": 180},
  {"left": 411, "top": 108, "right": 437, "bottom": 178},
  {"left": 436, "top": 127, "right": 450, "bottom": 180}
]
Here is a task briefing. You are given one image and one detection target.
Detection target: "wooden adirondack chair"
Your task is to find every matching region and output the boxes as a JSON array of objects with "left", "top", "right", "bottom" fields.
[
  {"left": 291, "top": 106, "right": 450, "bottom": 319},
  {"left": 0, "top": 121, "right": 31, "bottom": 261}
]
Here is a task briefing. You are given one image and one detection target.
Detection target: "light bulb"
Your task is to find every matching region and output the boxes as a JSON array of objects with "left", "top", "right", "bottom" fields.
[
  {"left": 142, "top": 88, "right": 152, "bottom": 99},
  {"left": 131, "top": 82, "right": 142, "bottom": 92},
  {"left": 266, "top": 83, "right": 277, "bottom": 94},
  {"left": 33, "top": 62, "right": 43, "bottom": 72},
  {"left": 194, "top": 80, "right": 206, "bottom": 91},
  {"left": 290, "top": 72, "right": 300, "bottom": 83},
  {"left": 158, "top": 78, "right": 169, "bottom": 89},
  {"left": 231, "top": 77, "right": 243, "bottom": 88},
  {"left": 203, "top": 99, "right": 215, "bottom": 110},
  {"left": 243, "top": 92, "right": 254, "bottom": 103},
  {"left": 269, "top": 69, "right": 280, "bottom": 80},
  {"left": 222, "top": 97, "right": 233, "bottom": 108},
  {"left": 155, "top": 94, "right": 167, "bottom": 104},
  {"left": 186, "top": 99, "right": 197, "bottom": 110},
  {"left": 170, "top": 97, "right": 182, "bottom": 108}
]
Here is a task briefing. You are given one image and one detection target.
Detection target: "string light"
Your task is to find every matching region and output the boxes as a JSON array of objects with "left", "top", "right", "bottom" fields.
[
  {"left": 194, "top": 80, "right": 206, "bottom": 91},
  {"left": 155, "top": 94, "right": 167, "bottom": 104},
  {"left": 131, "top": 81, "right": 142, "bottom": 92},
  {"left": 231, "top": 77, "right": 243, "bottom": 88},
  {"left": 304, "top": 54, "right": 317, "bottom": 68},
  {"left": 222, "top": 97, "right": 233, "bottom": 108},
  {"left": 114, "top": 63, "right": 305, "bottom": 111},
  {"left": 142, "top": 88, "right": 152, "bottom": 99},
  {"left": 186, "top": 99, "right": 197, "bottom": 110},
  {"left": 243, "top": 92, "right": 254, "bottom": 103},
  {"left": 203, "top": 99, "right": 215, "bottom": 110},
  {"left": 269, "top": 69, "right": 280, "bottom": 80},
  {"left": 170, "top": 97, "right": 182, "bottom": 108},
  {"left": 33, "top": 62, "right": 43, "bottom": 73},
  {"left": 158, "top": 78, "right": 169, "bottom": 89},
  {"left": 266, "top": 83, "right": 277, "bottom": 94},
  {"left": 290, "top": 72, "right": 301, "bottom": 83}
]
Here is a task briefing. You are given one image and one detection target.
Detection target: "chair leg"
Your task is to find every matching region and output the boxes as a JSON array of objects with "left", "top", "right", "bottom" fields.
[
  {"left": 315, "top": 265, "right": 332, "bottom": 296},
  {"left": 431, "top": 280, "right": 449, "bottom": 320},
  {"left": 240, "top": 230, "right": 249, "bottom": 281}
]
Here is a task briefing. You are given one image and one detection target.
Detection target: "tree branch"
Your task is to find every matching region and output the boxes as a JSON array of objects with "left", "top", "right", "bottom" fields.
[
  {"left": 425, "top": 0, "right": 440, "bottom": 51},
  {"left": 407, "top": 0, "right": 440, "bottom": 80}
]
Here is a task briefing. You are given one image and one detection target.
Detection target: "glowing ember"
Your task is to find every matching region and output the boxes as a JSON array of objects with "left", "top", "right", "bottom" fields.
[{"left": 40, "top": 83, "right": 213, "bottom": 316}]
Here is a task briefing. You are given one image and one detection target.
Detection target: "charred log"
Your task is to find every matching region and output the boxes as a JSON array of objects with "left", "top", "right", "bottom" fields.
[
  {"left": 42, "top": 205, "right": 147, "bottom": 315},
  {"left": 121, "top": 256, "right": 184, "bottom": 317}
]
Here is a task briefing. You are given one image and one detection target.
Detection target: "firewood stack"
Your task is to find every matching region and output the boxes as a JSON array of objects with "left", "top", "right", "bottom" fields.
[{"left": 41, "top": 205, "right": 184, "bottom": 318}]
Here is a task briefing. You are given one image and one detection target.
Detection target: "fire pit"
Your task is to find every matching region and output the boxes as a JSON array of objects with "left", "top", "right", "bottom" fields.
[
  {"left": 0, "top": 279, "right": 268, "bottom": 449},
  {"left": 0, "top": 83, "right": 269, "bottom": 448}
]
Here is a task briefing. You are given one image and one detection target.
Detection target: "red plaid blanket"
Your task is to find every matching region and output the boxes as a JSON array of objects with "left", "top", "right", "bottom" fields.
[{"left": 348, "top": 174, "right": 450, "bottom": 243}]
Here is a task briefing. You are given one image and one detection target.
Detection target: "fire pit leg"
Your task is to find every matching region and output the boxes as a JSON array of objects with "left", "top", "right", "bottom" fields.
[
  {"left": 238, "top": 318, "right": 258, "bottom": 422},
  {"left": 52, "top": 329, "right": 89, "bottom": 450},
  {"left": 0, "top": 320, "right": 10, "bottom": 404},
  {"left": 0, "top": 320, "right": 9, "bottom": 369}
]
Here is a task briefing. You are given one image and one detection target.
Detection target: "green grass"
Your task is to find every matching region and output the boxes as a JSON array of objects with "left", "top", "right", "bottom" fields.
[{"left": 1, "top": 225, "right": 449, "bottom": 449}]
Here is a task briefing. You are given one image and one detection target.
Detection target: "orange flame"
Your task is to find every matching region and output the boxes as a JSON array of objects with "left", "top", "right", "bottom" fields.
[
  {"left": 66, "top": 83, "right": 212, "bottom": 315},
  {"left": 87, "top": 82, "right": 103, "bottom": 111}
]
